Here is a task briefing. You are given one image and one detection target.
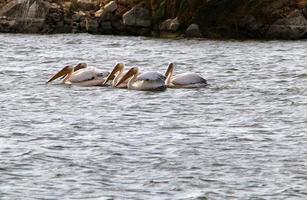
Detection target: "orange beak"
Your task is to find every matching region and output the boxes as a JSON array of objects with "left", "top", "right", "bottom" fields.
[
  {"left": 115, "top": 67, "right": 138, "bottom": 87},
  {"left": 103, "top": 63, "right": 124, "bottom": 85},
  {"left": 46, "top": 66, "right": 72, "bottom": 83},
  {"left": 165, "top": 63, "right": 175, "bottom": 77}
]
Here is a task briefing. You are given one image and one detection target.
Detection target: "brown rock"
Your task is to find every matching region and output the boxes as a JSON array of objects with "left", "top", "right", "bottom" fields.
[
  {"left": 104, "top": 1, "right": 117, "bottom": 13},
  {"left": 85, "top": 17, "right": 99, "bottom": 33},
  {"left": 185, "top": 24, "right": 202, "bottom": 38},
  {"left": 72, "top": 11, "right": 86, "bottom": 22},
  {"left": 266, "top": 9, "right": 307, "bottom": 39},
  {"left": 160, "top": 18, "right": 180, "bottom": 32},
  {"left": 122, "top": 5, "right": 151, "bottom": 27},
  {"left": 77, "top": 0, "right": 97, "bottom": 11}
]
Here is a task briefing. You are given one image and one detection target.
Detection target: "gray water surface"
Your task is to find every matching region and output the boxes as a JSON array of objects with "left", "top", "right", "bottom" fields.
[{"left": 0, "top": 34, "right": 307, "bottom": 200}]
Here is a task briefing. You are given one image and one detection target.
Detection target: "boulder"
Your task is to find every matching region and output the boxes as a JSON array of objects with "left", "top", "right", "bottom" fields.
[
  {"left": 159, "top": 18, "right": 180, "bottom": 32},
  {"left": 303, "top": 8, "right": 307, "bottom": 18},
  {"left": 239, "top": 15, "right": 266, "bottom": 37},
  {"left": 48, "top": 3, "right": 62, "bottom": 13},
  {"left": 266, "top": 10, "right": 307, "bottom": 39},
  {"left": 100, "top": 21, "right": 112, "bottom": 34},
  {"left": 104, "top": 1, "right": 118, "bottom": 13},
  {"left": 85, "top": 17, "right": 99, "bottom": 33},
  {"left": 49, "top": 12, "right": 61, "bottom": 23},
  {"left": 95, "top": 1, "right": 117, "bottom": 20},
  {"left": 185, "top": 24, "right": 202, "bottom": 37},
  {"left": 95, "top": 8, "right": 105, "bottom": 18},
  {"left": 63, "top": 2, "right": 72, "bottom": 13},
  {"left": 111, "top": 20, "right": 125, "bottom": 32},
  {"left": 72, "top": 11, "right": 86, "bottom": 22},
  {"left": 0, "top": 17, "right": 16, "bottom": 32},
  {"left": 126, "top": 26, "right": 151, "bottom": 36},
  {"left": 122, "top": 6, "right": 151, "bottom": 27},
  {"left": 77, "top": 0, "right": 97, "bottom": 11}
]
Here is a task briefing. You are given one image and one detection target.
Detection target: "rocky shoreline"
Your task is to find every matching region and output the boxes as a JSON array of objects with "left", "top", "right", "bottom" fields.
[{"left": 0, "top": 0, "right": 307, "bottom": 40}]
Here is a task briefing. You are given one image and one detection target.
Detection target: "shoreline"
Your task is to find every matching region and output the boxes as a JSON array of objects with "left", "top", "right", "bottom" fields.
[
  {"left": 2, "top": 32, "right": 307, "bottom": 43},
  {"left": 1, "top": 0, "right": 307, "bottom": 40}
]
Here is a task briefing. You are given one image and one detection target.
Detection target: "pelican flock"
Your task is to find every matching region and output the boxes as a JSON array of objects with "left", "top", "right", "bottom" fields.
[{"left": 47, "top": 62, "right": 208, "bottom": 91}]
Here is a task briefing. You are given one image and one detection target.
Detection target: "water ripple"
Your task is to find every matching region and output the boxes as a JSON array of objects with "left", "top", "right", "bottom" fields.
[{"left": 0, "top": 34, "right": 307, "bottom": 200}]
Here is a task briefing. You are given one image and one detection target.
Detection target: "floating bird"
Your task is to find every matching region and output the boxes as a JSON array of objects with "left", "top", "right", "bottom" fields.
[
  {"left": 165, "top": 63, "right": 208, "bottom": 88},
  {"left": 103, "top": 63, "right": 130, "bottom": 88},
  {"left": 115, "top": 67, "right": 166, "bottom": 91},
  {"left": 46, "top": 63, "right": 109, "bottom": 86}
]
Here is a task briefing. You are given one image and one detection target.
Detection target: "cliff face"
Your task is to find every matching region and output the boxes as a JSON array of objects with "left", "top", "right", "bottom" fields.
[{"left": 1, "top": 0, "right": 307, "bottom": 39}]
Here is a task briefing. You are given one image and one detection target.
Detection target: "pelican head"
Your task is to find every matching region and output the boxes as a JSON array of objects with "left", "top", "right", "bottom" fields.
[
  {"left": 74, "top": 63, "right": 87, "bottom": 71},
  {"left": 47, "top": 65, "right": 74, "bottom": 83},
  {"left": 103, "top": 63, "right": 125, "bottom": 85},
  {"left": 115, "top": 67, "right": 138, "bottom": 87}
]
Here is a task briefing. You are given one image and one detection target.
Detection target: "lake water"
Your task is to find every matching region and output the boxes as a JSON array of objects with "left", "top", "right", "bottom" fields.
[{"left": 0, "top": 33, "right": 307, "bottom": 199}]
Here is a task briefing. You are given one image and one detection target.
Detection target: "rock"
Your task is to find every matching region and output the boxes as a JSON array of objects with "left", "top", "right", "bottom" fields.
[
  {"left": 63, "top": 2, "right": 72, "bottom": 13},
  {"left": 239, "top": 15, "right": 266, "bottom": 37},
  {"left": 122, "top": 6, "right": 151, "bottom": 27},
  {"left": 77, "top": 0, "right": 97, "bottom": 11},
  {"left": 303, "top": 8, "right": 307, "bottom": 18},
  {"left": 111, "top": 20, "right": 125, "bottom": 32},
  {"left": 72, "top": 21, "right": 80, "bottom": 32},
  {"left": 72, "top": 11, "right": 86, "bottom": 22},
  {"left": 266, "top": 10, "right": 307, "bottom": 39},
  {"left": 104, "top": 1, "right": 117, "bottom": 13},
  {"left": 49, "top": 12, "right": 61, "bottom": 22},
  {"left": 159, "top": 18, "right": 180, "bottom": 32},
  {"left": 95, "top": 1, "right": 117, "bottom": 19},
  {"left": 185, "top": 24, "right": 202, "bottom": 37},
  {"left": 49, "top": 3, "right": 62, "bottom": 13},
  {"left": 100, "top": 21, "right": 112, "bottom": 34},
  {"left": 0, "top": 17, "right": 16, "bottom": 32},
  {"left": 63, "top": 15, "right": 73, "bottom": 25},
  {"left": 0, "top": 0, "right": 21, "bottom": 16},
  {"left": 95, "top": 8, "right": 105, "bottom": 18},
  {"left": 126, "top": 26, "right": 151, "bottom": 36},
  {"left": 85, "top": 17, "right": 99, "bottom": 33}
]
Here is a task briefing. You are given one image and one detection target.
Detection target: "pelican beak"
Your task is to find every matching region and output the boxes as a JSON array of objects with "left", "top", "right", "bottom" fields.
[
  {"left": 103, "top": 63, "right": 124, "bottom": 85},
  {"left": 165, "top": 63, "right": 175, "bottom": 77},
  {"left": 115, "top": 67, "right": 137, "bottom": 87},
  {"left": 46, "top": 66, "right": 72, "bottom": 83}
]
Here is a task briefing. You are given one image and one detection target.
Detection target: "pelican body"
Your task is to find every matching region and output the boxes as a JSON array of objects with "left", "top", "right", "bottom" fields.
[
  {"left": 103, "top": 63, "right": 129, "bottom": 88},
  {"left": 165, "top": 63, "right": 208, "bottom": 88},
  {"left": 47, "top": 63, "right": 109, "bottom": 86},
  {"left": 116, "top": 67, "right": 166, "bottom": 91}
]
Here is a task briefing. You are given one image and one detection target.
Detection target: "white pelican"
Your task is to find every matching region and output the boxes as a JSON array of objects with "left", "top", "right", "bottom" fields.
[
  {"left": 47, "top": 63, "right": 110, "bottom": 86},
  {"left": 115, "top": 67, "right": 166, "bottom": 91},
  {"left": 165, "top": 63, "right": 208, "bottom": 88},
  {"left": 103, "top": 63, "right": 129, "bottom": 88}
]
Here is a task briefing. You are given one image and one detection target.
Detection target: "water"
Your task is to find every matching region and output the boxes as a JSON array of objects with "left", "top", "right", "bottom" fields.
[{"left": 0, "top": 33, "right": 307, "bottom": 199}]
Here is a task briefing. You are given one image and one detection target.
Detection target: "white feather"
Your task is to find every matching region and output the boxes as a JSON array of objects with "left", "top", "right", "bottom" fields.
[
  {"left": 172, "top": 73, "right": 207, "bottom": 85},
  {"left": 138, "top": 72, "right": 166, "bottom": 81},
  {"left": 69, "top": 68, "right": 108, "bottom": 83}
]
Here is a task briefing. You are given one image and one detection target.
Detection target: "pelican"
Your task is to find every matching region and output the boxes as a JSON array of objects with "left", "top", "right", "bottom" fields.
[
  {"left": 103, "top": 63, "right": 129, "bottom": 88},
  {"left": 165, "top": 63, "right": 208, "bottom": 88},
  {"left": 115, "top": 67, "right": 166, "bottom": 91},
  {"left": 47, "top": 63, "right": 110, "bottom": 86}
]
